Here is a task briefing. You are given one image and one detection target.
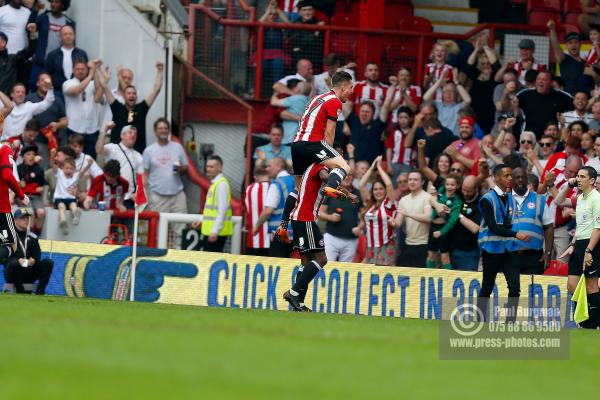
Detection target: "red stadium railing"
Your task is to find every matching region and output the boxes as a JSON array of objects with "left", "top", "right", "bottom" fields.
[
  {"left": 186, "top": 2, "right": 573, "bottom": 101},
  {"left": 111, "top": 210, "right": 160, "bottom": 247}
]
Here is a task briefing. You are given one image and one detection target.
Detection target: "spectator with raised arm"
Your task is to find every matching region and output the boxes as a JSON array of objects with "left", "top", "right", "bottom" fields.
[
  {"left": 495, "top": 39, "right": 546, "bottom": 85},
  {"left": 356, "top": 156, "right": 398, "bottom": 266},
  {"left": 289, "top": 0, "right": 324, "bottom": 71},
  {"left": 0, "top": 0, "right": 31, "bottom": 55},
  {"left": 3, "top": 80, "right": 53, "bottom": 139},
  {"left": 258, "top": 0, "right": 289, "bottom": 85},
  {"left": 580, "top": 0, "right": 600, "bottom": 36},
  {"left": 100, "top": 62, "right": 164, "bottom": 153},
  {"left": 548, "top": 20, "right": 592, "bottom": 95},
  {"left": 270, "top": 79, "right": 310, "bottom": 145},
  {"left": 63, "top": 58, "right": 103, "bottom": 158},
  {"left": 0, "top": 28, "right": 36, "bottom": 95},
  {"left": 423, "top": 69, "right": 471, "bottom": 135},
  {"left": 385, "top": 105, "right": 415, "bottom": 179},
  {"left": 346, "top": 62, "right": 388, "bottom": 118}
]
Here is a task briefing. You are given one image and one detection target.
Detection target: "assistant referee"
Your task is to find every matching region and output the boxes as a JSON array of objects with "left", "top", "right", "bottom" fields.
[{"left": 555, "top": 166, "right": 600, "bottom": 329}]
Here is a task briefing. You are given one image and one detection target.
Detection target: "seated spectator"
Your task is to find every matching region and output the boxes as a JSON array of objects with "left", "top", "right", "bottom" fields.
[
  {"left": 143, "top": 118, "right": 189, "bottom": 214},
  {"left": 253, "top": 124, "right": 291, "bottom": 167},
  {"left": 25, "top": 72, "right": 67, "bottom": 168},
  {"left": 0, "top": 0, "right": 31, "bottom": 55},
  {"left": 517, "top": 70, "right": 573, "bottom": 139},
  {"left": 95, "top": 122, "right": 143, "bottom": 209},
  {"left": 29, "top": 0, "right": 74, "bottom": 90},
  {"left": 580, "top": 0, "right": 600, "bottom": 36},
  {"left": 50, "top": 153, "right": 92, "bottom": 234},
  {"left": 346, "top": 62, "right": 388, "bottom": 118},
  {"left": 388, "top": 67, "right": 422, "bottom": 118},
  {"left": 63, "top": 58, "right": 102, "bottom": 158},
  {"left": 99, "top": 62, "right": 164, "bottom": 153},
  {"left": 0, "top": 29, "right": 35, "bottom": 95},
  {"left": 548, "top": 21, "right": 592, "bottom": 95},
  {"left": 465, "top": 35, "right": 500, "bottom": 134},
  {"left": 423, "top": 41, "right": 456, "bottom": 100},
  {"left": 3, "top": 81, "right": 53, "bottom": 139},
  {"left": 258, "top": 1, "right": 289, "bottom": 85},
  {"left": 270, "top": 79, "right": 310, "bottom": 144},
  {"left": 289, "top": 0, "right": 323, "bottom": 71},
  {"left": 44, "top": 25, "right": 87, "bottom": 95},
  {"left": 83, "top": 159, "right": 129, "bottom": 211},
  {"left": 344, "top": 100, "right": 389, "bottom": 165},
  {"left": 68, "top": 133, "right": 102, "bottom": 184},
  {"left": 314, "top": 53, "right": 356, "bottom": 96},
  {"left": 17, "top": 145, "right": 45, "bottom": 233},
  {"left": 496, "top": 39, "right": 546, "bottom": 85},
  {"left": 272, "top": 58, "right": 313, "bottom": 95},
  {"left": 2, "top": 207, "right": 53, "bottom": 294},
  {"left": 384, "top": 106, "right": 415, "bottom": 178},
  {"left": 561, "top": 91, "right": 593, "bottom": 127},
  {"left": 423, "top": 69, "right": 471, "bottom": 135}
]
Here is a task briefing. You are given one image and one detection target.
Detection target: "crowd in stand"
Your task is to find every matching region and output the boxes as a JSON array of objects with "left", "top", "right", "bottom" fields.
[
  {"left": 0, "top": 0, "right": 195, "bottom": 240},
  {"left": 246, "top": 1, "right": 600, "bottom": 273}
]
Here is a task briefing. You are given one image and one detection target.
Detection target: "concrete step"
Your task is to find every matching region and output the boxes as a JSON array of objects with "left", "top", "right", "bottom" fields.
[
  {"left": 412, "top": 0, "right": 470, "bottom": 7},
  {"left": 432, "top": 21, "right": 478, "bottom": 34},
  {"left": 414, "top": 5, "right": 479, "bottom": 24}
]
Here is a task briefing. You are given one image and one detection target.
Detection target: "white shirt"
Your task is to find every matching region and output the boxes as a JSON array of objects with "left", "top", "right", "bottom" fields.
[
  {"left": 586, "top": 157, "right": 600, "bottom": 174},
  {"left": 399, "top": 189, "right": 431, "bottom": 245},
  {"left": 103, "top": 142, "right": 143, "bottom": 200},
  {"left": 61, "top": 47, "right": 74, "bottom": 80},
  {"left": 0, "top": 4, "right": 30, "bottom": 54},
  {"left": 54, "top": 169, "right": 79, "bottom": 200},
  {"left": 511, "top": 189, "right": 553, "bottom": 226},
  {"left": 265, "top": 170, "right": 291, "bottom": 208},
  {"left": 561, "top": 110, "right": 594, "bottom": 127},
  {"left": 211, "top": 173, "right": 230, "bottom": 235},
  {"left": 2, "top": 90, "right": 55, "bottom": 139},
  {"left": 277, "top": 73, "right": 306, "bottom": 86},
  {"left": 63, "top": 78, "right": 99, "bottom": 133},
  {"left": 75, "top": 153, "right": 102, "bottom": 178}
]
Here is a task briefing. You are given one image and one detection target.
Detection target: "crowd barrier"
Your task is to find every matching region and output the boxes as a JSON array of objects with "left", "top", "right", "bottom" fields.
[{"left": 1, "top": 240, "right": 572, "bottom": 323}]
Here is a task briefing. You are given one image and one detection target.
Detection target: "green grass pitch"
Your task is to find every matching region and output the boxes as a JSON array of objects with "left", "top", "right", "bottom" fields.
[{"left": 1, "top": 294, "right": 598, "bottom": 399}]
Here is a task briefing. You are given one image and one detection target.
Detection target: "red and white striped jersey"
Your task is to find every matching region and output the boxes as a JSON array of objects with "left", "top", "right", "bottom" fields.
[
  {"left": 391, "top": 85, "right": 422, "bottom": 123},
  {"left": 507, "top": 60, "right": 547, "bottom": 84},
  {"left": 424, "top": 63, "right": 453, "bottom": 100},
  {"left": 586, "top": 46, "right": 599, "bottom": 66},
  {"left": 365, "top": 198, "right": 396, "bottom": 247},
  {"left": 291, "top": 163, "right": 327, "bottom": 222},
  {"left": 384, "top": 128, "right": 413, "bottom": 166},
  {"left": 293, "top": 91, "right": 342, "bottom": 143},
  {"left": 349, "top": 80, "right": 389, "bottom": 116},
  {"left": 279, "top": 0, "right": 298, "bottom": 13},
  {"left": 244, "top": 181, "right": 270, "bottom": 249}
]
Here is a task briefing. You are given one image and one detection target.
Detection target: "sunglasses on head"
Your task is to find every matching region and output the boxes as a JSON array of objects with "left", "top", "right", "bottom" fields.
[
  {"left": 520, "top": 140, "right": 533, "bottom": 144},
  {"left": 540, "top": 142, "right": 553, "bottom": 147}
]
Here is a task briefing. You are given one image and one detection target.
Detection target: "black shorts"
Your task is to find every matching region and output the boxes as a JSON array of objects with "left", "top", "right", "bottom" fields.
[
  {"left": 291, "top": 140, "right": 340, "bottom": 176},
  {"left": 427, "top": 222, "right": 450, "bottom": 253},
  {"left": 0, "top": 212, "right": 17, "bottom": 246},
  {"left": 568, "top": 239, "right": 600, "bottom": 277},
  {"left": 291, "top": 220, "right": 325, "bottom": 254}
]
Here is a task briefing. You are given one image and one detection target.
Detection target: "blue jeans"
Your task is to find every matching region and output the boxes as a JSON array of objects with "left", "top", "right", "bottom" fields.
[
  {"left": 263, "top": 58, "right": 284, "bottom": 84},
  {"left": 450, "top": 248, "right": 480, "bottom": 271}
]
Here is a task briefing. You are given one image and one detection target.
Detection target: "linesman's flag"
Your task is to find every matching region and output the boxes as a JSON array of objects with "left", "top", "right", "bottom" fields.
[{"left": 135, "top": 174, "right": 147, "bottom": 212}]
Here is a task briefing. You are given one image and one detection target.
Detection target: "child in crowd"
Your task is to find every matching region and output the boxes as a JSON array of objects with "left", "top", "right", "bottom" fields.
[
  {"left": 384, "top": 106, "right": 415, "bottom": 180},
  {"left": 83, "top": 160, "right": 129, "bottom": 211},
  {"left": 423, "top": 41, "right": 456, "bottom": 100},
  {"left": 417, "top": 139, "right": 463, "bottom": 269},
  {"left": 51, "top": 151, "right": 93, "bottom": 234},
  {"left": 17, "top": 145, "right": 46, "bottom": 233}
]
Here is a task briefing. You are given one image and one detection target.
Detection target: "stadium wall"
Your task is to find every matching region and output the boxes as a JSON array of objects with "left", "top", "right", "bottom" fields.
[{"left": 2, "top": 240, "right": 571, "bottom": 323}]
